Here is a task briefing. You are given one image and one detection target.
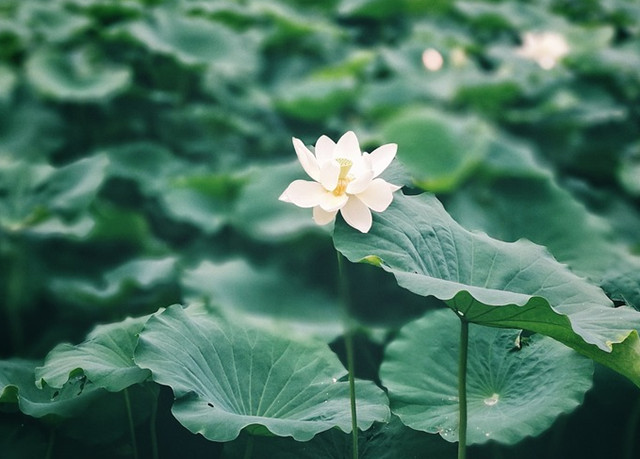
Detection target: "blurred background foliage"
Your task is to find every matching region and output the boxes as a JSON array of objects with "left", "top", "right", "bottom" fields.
[{"left": 1, "top": 0, "right": 639, "bottom": 457}]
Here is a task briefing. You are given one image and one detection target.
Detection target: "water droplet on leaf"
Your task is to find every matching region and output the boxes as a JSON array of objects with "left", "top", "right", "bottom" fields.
[{"left": 484, "top": 393, "right": 500, "bottom": 406}]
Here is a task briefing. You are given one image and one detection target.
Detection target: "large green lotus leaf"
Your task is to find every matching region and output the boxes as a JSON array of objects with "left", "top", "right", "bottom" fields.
[
  {"left": 446, "top": 176, "right": 640, "bottom": 310},
  {"left": 0, "top": 155, "right": 108, "bottom": 233},
  {"left": 232, "top": 161, "right": 331, "bottom": 241},
  {"left": 181, "top": 259, "right": 341, "bottom": 341},
  {"left": 333, "top": 192, "right": 640, "bottom": 387},
  {"left": 222, "top": 415, "right": 455, "bottom": 458},
  {"left": 25, "top": 47, "right": 131, "bottom": 101},
  {"left": 380, "top": 109, "right": 491, "bottom": 192},
  {"left": 381, "top": 309, "right": 593, "bottom": 444},
  {"left": 35, "top": 315, "right": 151, "bottom": 392},
  {"left": 134, "top": 305, "right": 390, "bottom": 442},
  {"left": 116, "top": 8, "right": 254, "bottom": 71}
]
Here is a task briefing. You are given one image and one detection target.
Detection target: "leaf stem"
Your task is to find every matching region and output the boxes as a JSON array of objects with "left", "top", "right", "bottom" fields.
[
  {"left": 243, "top": 434, "right": 255, "bottom": 459},
  {"left": 123, "top": 387, "right": 139, "bottom": 459},
  {"left": 623, "top": 394, "right": 640, "bottom": 459},
  {"left": 150, "top": 389, "right": 159, "bottom": 459},
  {"left": 336, "top": 251, "right": 359, "bottom": 459},
  {"left": 458, "top": 317, "right": 469, "bottom": 459},
  {"left": 45, "top": 428, "right": 55, "bottom": 459}
]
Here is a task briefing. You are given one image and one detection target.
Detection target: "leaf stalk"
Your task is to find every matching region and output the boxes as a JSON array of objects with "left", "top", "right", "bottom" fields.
[{"left": 458, "top": 317, "right": 469, "bottom": 459}]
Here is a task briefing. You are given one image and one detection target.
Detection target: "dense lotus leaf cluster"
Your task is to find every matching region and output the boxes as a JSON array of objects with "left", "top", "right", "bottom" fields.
[{"left": 1, "top": 0, "right": 639, "bottom": 458}]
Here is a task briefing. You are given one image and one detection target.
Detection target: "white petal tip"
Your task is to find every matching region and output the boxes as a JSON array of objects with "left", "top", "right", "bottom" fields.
[{"left": 278, "top": 192, "right": 290, "bottom": 202}]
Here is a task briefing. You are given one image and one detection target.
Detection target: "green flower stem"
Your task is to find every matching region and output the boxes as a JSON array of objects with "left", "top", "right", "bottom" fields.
[
  {"left": 123, "top": 387, "right": 139, "bottom": 459},
  {"left": 345, "top": 327, "right": 359, "bottom": 459},
  {"left": 458, "top": 317, "right": 469, "bottom": 459},
  {"left": 336, "top": 251, "right": 359, "bottom": 459}
]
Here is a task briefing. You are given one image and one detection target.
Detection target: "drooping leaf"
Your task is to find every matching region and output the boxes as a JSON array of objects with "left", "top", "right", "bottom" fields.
[
  {"left": 381, "top": 309, "right": 593, "bottom": 444},
  {"left": 0, "top": 359, "right": 104, "bottom": 420},
  {"left": 0, "top": 359, "right": 157, "bottom": 443},
  {"left": 35, "top": 315, "right": 151, "bottom": 392},
  {"left": 446, "top": 176, "right": 640, "bottom": 310},
  {"left": 134, "top": 305, "right": 390, "bottom": 442},
  {"left": 333, "top": 192, "right": 640, "bottom": 387}
]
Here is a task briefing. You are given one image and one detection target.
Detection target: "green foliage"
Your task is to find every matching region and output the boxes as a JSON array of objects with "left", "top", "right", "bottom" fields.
[
  {"left": 134, "top": 305, "right": 390, "bottom": 441},
  {"left": 380, "top": 309, "right": 593, "bottom": 444},
  {"left": 36, "top": 315, "right": 151, "bottom": 392},
  {"left": 334, "top": 192, "right": 640, "bottom": 385},
  {"left": 0, "top": 0, "right": 638, "bottom": 457}
]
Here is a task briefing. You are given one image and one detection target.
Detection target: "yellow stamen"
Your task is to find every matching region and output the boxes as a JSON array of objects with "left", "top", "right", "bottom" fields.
[{"left": 332, "top": 158, "right": 352, "bottom": 196}]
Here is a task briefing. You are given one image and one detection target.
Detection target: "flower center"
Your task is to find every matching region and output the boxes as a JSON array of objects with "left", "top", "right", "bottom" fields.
[{"left": 332, "top": 158, "right": 352, "bottom": 196}]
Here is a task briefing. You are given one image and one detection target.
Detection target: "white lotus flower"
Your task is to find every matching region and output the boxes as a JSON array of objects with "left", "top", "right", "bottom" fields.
[
  {"left": 516, "top": 31, "right": 569, "bottom": 70},
  {"left": 279, "top": 131, "right": 401, "bottom": 233}
]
